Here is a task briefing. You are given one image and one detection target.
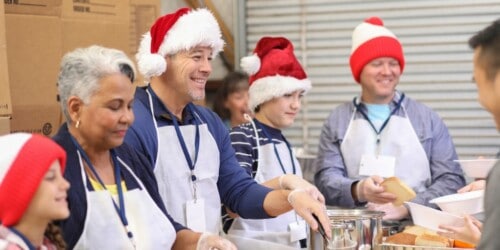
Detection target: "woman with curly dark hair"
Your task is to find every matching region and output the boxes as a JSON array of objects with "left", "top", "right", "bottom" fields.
[{"left": 213, "top": 71, "right": 251, "bottom": 128}]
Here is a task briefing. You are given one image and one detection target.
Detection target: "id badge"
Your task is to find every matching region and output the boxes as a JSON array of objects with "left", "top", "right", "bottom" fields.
[
  {"left": 289, "top": 220, "right": 307, "bottom": 242},
  {"left": 359, "top": 154, "right": 396, "bottom": 177},
  {"left": 186, "top": 199, "right": 206, "bottom": 232}
]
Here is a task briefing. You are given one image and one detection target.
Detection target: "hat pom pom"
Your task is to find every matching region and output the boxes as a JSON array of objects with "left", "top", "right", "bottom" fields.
[
  {"left": 240, "top": 54, "right": 261, "bottom": 75},
  {"left": 137, "top": 54, "right": 167, "bottom": 79}
]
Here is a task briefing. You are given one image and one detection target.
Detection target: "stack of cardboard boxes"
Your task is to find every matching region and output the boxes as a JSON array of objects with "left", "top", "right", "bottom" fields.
[{"left": 0, "top": 0, "right": 159, "bottom": 136}]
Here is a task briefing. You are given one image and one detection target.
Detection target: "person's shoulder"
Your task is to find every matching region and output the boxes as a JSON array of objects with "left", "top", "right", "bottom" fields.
[
  {"left": 403, "top": 96, "right": 434, "bottom": 113},
  {"left": 230, "top": 122, "right": 254, "bottom": 136}
]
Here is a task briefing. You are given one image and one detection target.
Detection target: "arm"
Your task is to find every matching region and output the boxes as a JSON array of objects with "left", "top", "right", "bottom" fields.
[
  {"left": 410, "top": 109, "right": 465, "bottom": 207},
  {"left": 477, "top": 161, "right": 500, "bottom": 249},
  {"left": 173, "top": 230, "right": 236, "bottom": 250},
  {"left": 314, "top": 107, "right": 360, "bottom": 207}
]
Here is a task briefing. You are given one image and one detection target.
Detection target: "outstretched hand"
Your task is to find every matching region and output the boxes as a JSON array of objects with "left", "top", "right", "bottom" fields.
[{"left": 288, "top": 189, "right": 331, "bottom": 238}]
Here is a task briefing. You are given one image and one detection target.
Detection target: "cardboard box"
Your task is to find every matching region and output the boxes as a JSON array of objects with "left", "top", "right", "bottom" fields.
[
  {"left": 0, "top": 1, "right": 12, "bottom": 116},
  {"left": 129, "top": 0, "right": 160, "bottom": 85},
  {"left": 4, "top": 0, "right": 160, "bottom": 136},
  {"left": 0, "top": 116, "right": 10, "bottom": 135}
]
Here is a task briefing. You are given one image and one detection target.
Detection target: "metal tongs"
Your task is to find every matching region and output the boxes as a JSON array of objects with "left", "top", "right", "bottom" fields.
[{"left": 313, "top": 213, "right": 333, "bottom": 248}]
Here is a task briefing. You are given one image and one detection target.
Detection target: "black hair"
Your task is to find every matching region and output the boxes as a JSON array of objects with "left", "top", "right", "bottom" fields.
[{"left": 469, "top": 18, "right": 500, "bottom": 81}]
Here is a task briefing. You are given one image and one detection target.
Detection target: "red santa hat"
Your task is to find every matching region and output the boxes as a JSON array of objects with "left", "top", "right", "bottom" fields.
[
  {"left": 0, "top": 133, "right": 66, "bottom": 226},
  {"left": 349, "top": 16, "right": 405, "bottom": 83},
  {"left": 136, "top": 7, "right": 224, "bottom": 79},
  {"left": 240, "top": 37, "right": 311, "bottom": 112}
]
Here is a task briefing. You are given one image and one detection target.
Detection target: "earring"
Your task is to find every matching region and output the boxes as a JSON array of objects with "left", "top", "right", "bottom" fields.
[{"left": 75, "top": 120, "right": 80, "bottom": 129}]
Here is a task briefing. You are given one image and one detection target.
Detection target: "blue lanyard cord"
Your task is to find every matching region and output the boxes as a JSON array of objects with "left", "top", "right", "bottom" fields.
[
  {"left": 165, "top": 104, "right": 200, "bottom": 181},
  {"left": 353, "top": 93, "right": 405, "bottom": 144},
  {"left": 255, "top": 119, "right": 296, "bottom": 175},
  {"left": 69, "top": 136, "right": 134, "bottom": 242}
]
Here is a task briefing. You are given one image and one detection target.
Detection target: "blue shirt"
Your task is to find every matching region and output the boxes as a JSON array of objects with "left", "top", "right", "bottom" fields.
[{"left": 314, "top": 91, "right": 465, "bottom": 208}]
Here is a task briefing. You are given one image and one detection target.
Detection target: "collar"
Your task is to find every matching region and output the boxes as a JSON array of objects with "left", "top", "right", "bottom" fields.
[
  {"left": 355, "top": 90, "right": 405, "bottom": 111},
  {"left": 142, "top": 85, "right": 197, "bottom": 125}
]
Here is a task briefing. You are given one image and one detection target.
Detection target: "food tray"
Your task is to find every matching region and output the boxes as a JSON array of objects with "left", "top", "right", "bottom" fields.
[{"left": 379, "top": 243, "right": 474, "bottom": 250}]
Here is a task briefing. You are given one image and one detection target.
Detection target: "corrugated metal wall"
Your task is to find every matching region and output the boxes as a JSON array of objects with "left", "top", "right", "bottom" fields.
[{"left": 239, "top": 0, "right": 500, "bottom": 159}]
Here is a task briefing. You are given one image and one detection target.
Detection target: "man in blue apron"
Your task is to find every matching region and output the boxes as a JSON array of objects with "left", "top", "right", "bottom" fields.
[
  {"left": 125, "top": 7, "right": 331, "bottom": 243},
  {"left": 314, "top": 16, "right": 465, "bottom": 221}
]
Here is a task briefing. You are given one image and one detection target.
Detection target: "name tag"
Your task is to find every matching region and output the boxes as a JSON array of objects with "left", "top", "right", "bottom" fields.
[
  {"left": 289, "top": 220, "right": 307, "bottom": 242},
  {"left": 359, "top": 154, "right": 396, "bottom": 177},
  {"left": 186, "top": 199, "right": 206, "bottom": 232}
]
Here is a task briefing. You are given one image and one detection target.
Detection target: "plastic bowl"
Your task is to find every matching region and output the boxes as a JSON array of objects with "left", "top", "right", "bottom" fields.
[
  {"left": 429, "top": 190, "right": 484, "bottom": 216},
  {"left": 405, "top": 202, "right": 463, "bottom": 232},
  {"left": 455, "top": 159, "right": 497, "bottom": 179}
]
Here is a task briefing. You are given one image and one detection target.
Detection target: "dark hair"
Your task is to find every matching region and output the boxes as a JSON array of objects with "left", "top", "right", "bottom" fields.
[
  {"left": 45, "top": 222, "right": 67, "bottom": 250},
  {"left": 469, "top": 18, "right": 500, "bottom": 81},
  {"left": 213, "top": 71, "right": 249, "bottom": 120}
]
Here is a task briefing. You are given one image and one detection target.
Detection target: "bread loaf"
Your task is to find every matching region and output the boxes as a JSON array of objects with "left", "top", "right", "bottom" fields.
[
  {"left": 415, "top": 233, "right": 451, "bottom": 247},
  {"left": 381, "top": 177, "right": 416, "bottom": 206},
  {"left": 385, "top": 232, "right": 417, "bottom": 245}
]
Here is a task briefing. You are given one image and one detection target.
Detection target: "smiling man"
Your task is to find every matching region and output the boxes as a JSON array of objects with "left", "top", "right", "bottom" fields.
[
  {"left": 124, "top": 7, "right": 331, "bottom": 245},
  {"left": 314, "top": 16, "right": 465, "bottom": 221}
]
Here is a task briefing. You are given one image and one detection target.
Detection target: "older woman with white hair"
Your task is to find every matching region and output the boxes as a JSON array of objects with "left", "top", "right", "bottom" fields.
[{"left": 53, "top": 45, "right": 235, "bottom": 250}]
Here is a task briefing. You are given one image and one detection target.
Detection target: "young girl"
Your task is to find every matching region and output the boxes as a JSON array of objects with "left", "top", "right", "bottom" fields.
[
  {"left": 0, "top": 133, "right": 70, "bottom": 250},
  {"left": 227, "top": 37, "right": 320, "bottom": 250}
]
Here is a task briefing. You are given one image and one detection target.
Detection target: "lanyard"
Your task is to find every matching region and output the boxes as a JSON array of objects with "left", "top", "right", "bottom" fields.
[
  {"left": 353, "top": 93, "right": 405, "bottom": 145},
  {"left": 70, "top": 136, "right": 135, "bottom": 246},
  {"left": 165, "top": 104, "right": 200, "bottom": 183},
  {"left": 9, "top": 227, "right": 36, "bottom": 250},
  {"left": 255, "top": 119, "right": 296, "bottom": 175}
]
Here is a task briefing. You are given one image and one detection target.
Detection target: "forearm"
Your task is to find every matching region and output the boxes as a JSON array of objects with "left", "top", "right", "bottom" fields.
[
  {"left": 413, "top": 174, "right": 465, "bottom": 207},
  {"left": 263, "top": 189, "right": 293, "bottom": 216},
  {"left": 172, "top": 229, "right": 200, "bottom": 250}
]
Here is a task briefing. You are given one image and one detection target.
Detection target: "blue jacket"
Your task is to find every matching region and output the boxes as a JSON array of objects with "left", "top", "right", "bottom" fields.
[{"left": 53, "top": 124, "right": 185, "bottom": 249}]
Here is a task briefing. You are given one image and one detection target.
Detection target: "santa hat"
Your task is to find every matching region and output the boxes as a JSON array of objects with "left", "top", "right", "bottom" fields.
[
  {"left": 240, "top": 37, "right": 311, "bottom": 112},
  {"left": 136, "top": 7, "right": 224, "bottom": 79},
  {"left": 349, "top": 16, "right": 405, "bottom": 83},
  {"left": 0, "top": 133, "right": 66, "bottom": 226}
]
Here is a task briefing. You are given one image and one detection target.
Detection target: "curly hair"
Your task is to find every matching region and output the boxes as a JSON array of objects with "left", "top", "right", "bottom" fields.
[{"left": 45, "top": 222, "right": 67, "bottom": 250}]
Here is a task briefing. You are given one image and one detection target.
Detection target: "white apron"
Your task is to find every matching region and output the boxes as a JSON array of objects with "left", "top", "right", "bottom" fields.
[
  {"left": 341, "top": 101, "right": 430, "bottom": 193},
  {"left": 227, "top": 129, "right": 304, "bottom": 250},
  {"left": 147, "top": 90, "right": 221, "bottom": 233},
  {"left": 73, "top": 153, "right": 176, "bottom": 250}
]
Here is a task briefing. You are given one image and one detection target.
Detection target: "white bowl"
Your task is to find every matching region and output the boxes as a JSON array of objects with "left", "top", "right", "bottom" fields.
[
  {"left": 405, "top": 202, "right": 464, "bottom": 232},
  {"left": 455, "top": 159, "right": 497, "bottom": 179},
  {"left": 429, "top": 190, "right": 484, "bottom": 216}
]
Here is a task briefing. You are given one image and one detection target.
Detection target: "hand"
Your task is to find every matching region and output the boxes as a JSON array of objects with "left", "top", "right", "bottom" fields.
[
  {"left": 196, "top": 232, "right": 237, "bottom": 250},
  {"left": 366, "top": 202, "right": 409, "bottom": 220},
  {"left": 458, "top": 180, "right": 485, "bottom": 193},
  {"left": 356, "top": 176, "right": 397, "bottom": 204},
  {"left": 438, "top": 214, "right": 482, "bottom": 245},
  {"left": 280, "top": 174, "right": 325, "bottom": 203},
  {"left": 288, "top": 189, "right": 331, "bottom": 238}
]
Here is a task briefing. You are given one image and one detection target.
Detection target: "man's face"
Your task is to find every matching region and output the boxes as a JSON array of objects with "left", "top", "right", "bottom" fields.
[
  {"left": 359, "top": 57, "right": 401, "bottom": 104},
  {"left": 165, "top": 46, "right": 213, "bottom": 102},
  {"left": 473, "top": 47, "right": 500, "bottom": 129}
]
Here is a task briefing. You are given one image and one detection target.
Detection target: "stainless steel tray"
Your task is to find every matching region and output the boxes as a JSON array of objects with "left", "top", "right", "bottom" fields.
[{"left": 379, "top": 243, "right": 474, "bottom": 250}]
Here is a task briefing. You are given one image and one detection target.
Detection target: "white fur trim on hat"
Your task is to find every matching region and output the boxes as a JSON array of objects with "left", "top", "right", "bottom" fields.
[
  {"left": 240, "top": 53, "right": 261, "bottom": 75},
  {"left": 248, "top": 75, "right": 312, "bottom": 112},
  {"left": 351, "top": 22, "right": 397, "bottom": 54},
  {"left": 136, "top": 32, "right": 167, "bottom": 80},
  {"left": 0, "top": 133, "right": 31, "bottom": 183},
  {"left": 136, "top": 8, "right": 224, "bottom": 79}
]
